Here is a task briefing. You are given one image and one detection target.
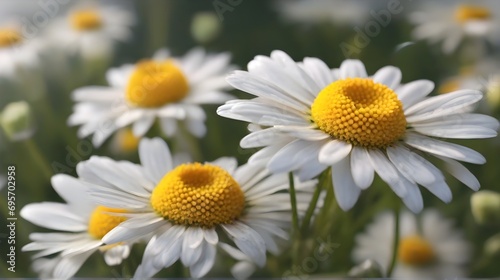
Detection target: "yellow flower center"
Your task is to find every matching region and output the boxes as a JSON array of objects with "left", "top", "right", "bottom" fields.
[
  {"left": 87, "top": 206, "right": 127, "bottom": 239},
  {"left": 454, "top": 5, "right": 492, "bottom": 24},
  {"left": 311, "top": 78, "right": 406, "bottom": 148},
  {"left": 116, "top": 128, "right": 139, "bottom": 152},
  {"left": 0, "top": 28, "right": 22, "bottom": 47},
  {"left": 126, "top": 60, "right": 190, "bottom": 108},
  {"left": 70, "top": 9, "right": 103, "bottom": 31},
  {"left": 150, "top": 163, "right": 245, "bottom": 228},
  {"left": 398, "top": 235, "right": 436, "bottom": 266}
]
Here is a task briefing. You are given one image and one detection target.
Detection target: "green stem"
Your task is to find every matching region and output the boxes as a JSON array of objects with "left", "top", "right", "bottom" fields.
[
  {"left": 300, "top": 169, "right": 328, "bottom": 236},
  {"left": 289, "top": 172, "right": 299, "bottom": 235},
  {"left": 386, "top": 202, "right": 401, "bottom": 277},
  {"left": 24, "top": 139, "right": 52, "bottom": 182}
]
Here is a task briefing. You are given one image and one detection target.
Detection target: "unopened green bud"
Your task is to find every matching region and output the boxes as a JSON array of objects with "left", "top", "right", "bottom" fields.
[
  {"left": 471, "top": 190, "right": 500, "bottom": 225},
  {"left": 190, "top": 12, "right": 221, "bottom": 44},
  {"left": 348, "top": 259, "right": 384, "bottom": 278},
  {"left": 484, "top": 233, "right": 500, "bottom": 256},
  {"left": 486, "top": 75, "right": 500, "bottom": 109},
  {"left": 0, "top": 101, "right": 34, "bottom": 141}
]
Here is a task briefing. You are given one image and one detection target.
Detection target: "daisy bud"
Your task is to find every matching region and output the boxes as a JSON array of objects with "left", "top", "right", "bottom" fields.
[
  {"left": 191, "top": 12, "right": 221, "bottom": 44},
  {"left": 0, "top": 101, "right": 35, "bottom": 141},
  {"left": 348, "top": 259, "right": 384, "bottom": 278},
  {"left": 484, "top": 233, "right": 500, "bottom": 256},
  {"left": 471, "top": 190, "right": 500, "bottom": 225},
  {"left": 486, "top": 75, "right": 500, "bottom": 109}
]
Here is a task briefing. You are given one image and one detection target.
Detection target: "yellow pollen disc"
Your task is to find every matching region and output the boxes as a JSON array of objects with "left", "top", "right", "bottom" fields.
[
  {"left": 398, "top": 235, "right": 436, "bottom": 266},
  {"left": 455, "top": 5, "right": 492, "bottom": 23},
  {"left": 116, "top": 128, "right": 139, "bottom": 152},
  {"left": 87, "top": 206, "right": 127, "bottom": 239},
  {"left": 0, "top": 28, "right": 22, "bottom": 47},
  {"left": 126, "top": 60, "right": 190, "bottom": 108},
  {"left": 150, "top": 163, "right": 245, "bottom": 228},
  {"left": 70, "top": 9, "right": 103, "bottom": 31},
  {"left": 311, "top": 78, "right": 406, "bottom": 148}
]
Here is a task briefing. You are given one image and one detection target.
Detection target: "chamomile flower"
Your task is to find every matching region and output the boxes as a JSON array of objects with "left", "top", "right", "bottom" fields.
[
  {"left": 68, "top": 48, "right": 235, "bottom": 147},
  {"left": 47, "top": 2, "right": 135, "bottom": 61},
  {"left": 410, "top": 0, "right": 500, "bottom": 54},
  {"left": 20, "top": 175, "right": 133, "bottom": 279},
  {"left": 217, "top": 51, "right": 499, "bottom": 212},
  {"left": 353, "top": 209, "right": 471, "bottom": 278},
  {"left": 79, "top": 138, "right": 318, "bottom": 278}
]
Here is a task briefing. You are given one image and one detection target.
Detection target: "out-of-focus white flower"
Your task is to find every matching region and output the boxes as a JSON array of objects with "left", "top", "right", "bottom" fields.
[
  {"left": 21, "top": 175, "right": 134, "bottom": 279},
  {"left": 353, "top": 209, "right": 471, "bottom": 278},
  {"left": 68, "top": 48, "right": 235, "bottom": 147},
  {"left": 46, "top": 2, "right": 135, "bottom": 61},
  {"left": 471, "top": 190, "right": 500, "bottom": 225},
  {"left": 410, "top": 0, "right": 500, "bottom": 54}
]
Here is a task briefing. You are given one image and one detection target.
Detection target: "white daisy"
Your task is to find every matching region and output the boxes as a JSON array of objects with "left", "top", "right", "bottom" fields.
[
  {"left": 276, "top": 0, "right": 374, "bottom": 26},
  {"left": 0, "top": 19, "right": 42, "bottom": 79},
  {"left": 409, "top": 0, "right": 500, "bottom": 54},
  {"left": 217, "top": 50, "right": 499, "bottom": 212},
  {"left": 79, "top": 137, "right": 318, "bottom": 278},
  {"left": 46, "top": 2, "right": 135, "bottom": 61},
  {"left": 20, "top": 174, "right": 133, "bottom": 279},
  {"left": 352, "top": 209, "right": 471, "bottom": 278},
  {"left": 68, "top": 48, "right": 235, "bottom": 147}
]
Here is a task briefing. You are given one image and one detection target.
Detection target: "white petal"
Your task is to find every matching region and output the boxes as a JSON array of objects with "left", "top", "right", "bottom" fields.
[
  {"left": 159, "top": 117, "right": 178, "bottom": 137},
  {"left": 413, "top": 125, "right": 497, "bottom": 139},
  {"left": 53, "top": 250, "right": 95, "bottom": 279},
  {"left": 318, "top": 140, "right": 352, "bottom": 165},
  {"left": 396, "top": 80, "right": 434, "bottom": 109},
  {"left": 20, "top": 203, "right": 86, "bottom": 232},
  {"left": 240, "top": 128, "right": 281, "bottom": 148},
  {"left": 405, "top": 90, "right": 482, "bottom": 122},
  {"left": 402, "top": 183, "right": 424, "bottom": 213},
  {"left": 268, "top": 140, "right": 310, "bottom": 173},
  {"left": 339, "top": 59, "right": 367, "bottom": 79},
  {"left": 226, "top": 71, "right": 309, "bottom": 112},
  {"left": 185, "top": 119, "right": 206, "bottom": 138},
  {"left": 404, "top": 132, "right": 485, "bottom": 164},
  {"left": 132, "top": 114, "right": 155, "bottom": 137},
  {"left": 331, "top": 156, "right": 361, "bottom": 210},
  {"left": 437, "top": 156, "right": 480, "bottom": 191},
  {"left": 139, "top": 138, "right": 173, "bottom": 182},
  {"left": 372, "top": 66, "right": 402, "bottom": 89},
  {"left": 203, "top": 228, "right": 219, "bottom": 245},
  {"left": 103, "top": 218, "right": 165, "bottom": 244},
  {"left": 350, "top": 147, "right": 374, "bottom": 189},
  {"left": 231, "top": 261, "right": 256, "bottom": 280},
  {"left": 367, "top": 150, "right": 407, "bottom": 197},
  {"left": 221, "top": 223, "right": 266, "bottom": 267},
  {"left": 210, "top": 157, "right": 238, "bottom": 175},
  {"left": 302, "top": 57, "right": 333, "bottom": 88},
  {"left": 189, "top": 242, "right": 216, "bottom": 278}
]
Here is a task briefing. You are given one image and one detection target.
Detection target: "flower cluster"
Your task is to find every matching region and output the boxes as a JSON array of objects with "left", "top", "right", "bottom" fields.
[{"left": 5, "top": 1, "right": 499, "bottom": 279}]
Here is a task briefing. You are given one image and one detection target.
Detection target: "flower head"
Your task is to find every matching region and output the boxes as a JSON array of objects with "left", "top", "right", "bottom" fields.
[
  {"left": 410, "top": 0, "right": 500, "bottom": 54},
  {"left": 353, "top": 209, "right": 471, "bottom": 278},
  {"left": 218, "top": 50, "right": 499, "bottom": 212},
  {"left": 20, "top": 175, "right": 133, "bottom": 279},
  {"left": 79, "top": 138, "right": 318, "bottom": 278},
  {"left": 68, "top": 48, "right": 235, "bottom": 147}
]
